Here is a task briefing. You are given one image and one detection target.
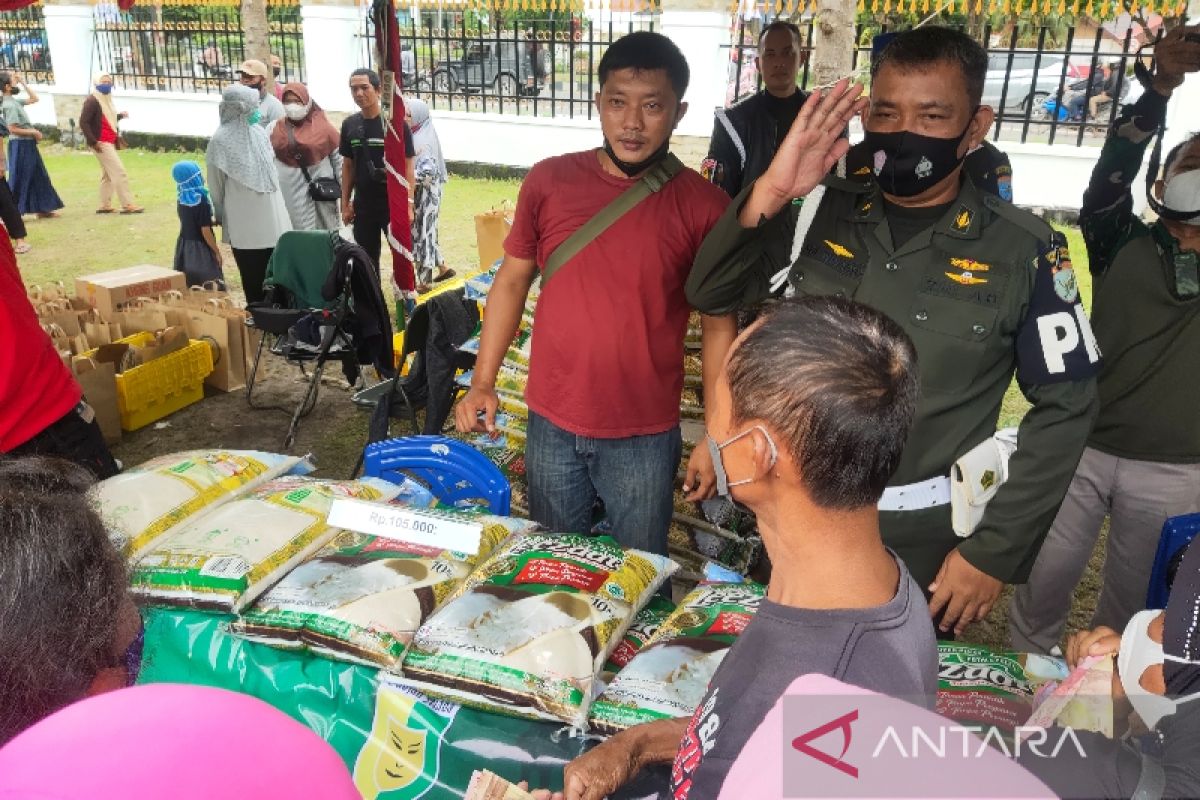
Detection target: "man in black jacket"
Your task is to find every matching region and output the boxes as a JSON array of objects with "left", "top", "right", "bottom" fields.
[{"left": 704, "top": 21, "right": 809, "bottom": 197}]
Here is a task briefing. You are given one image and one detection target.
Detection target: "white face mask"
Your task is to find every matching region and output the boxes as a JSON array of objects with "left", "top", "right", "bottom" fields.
[
  {"left": 283, "top": 102, "right": 307, "bottom": 122},
  {"left": 1119, "top": 610, "right": 1177, "bottom": 731},
  {"left": 1163, "top": 168, "right": 1200, "bottom": 226}
]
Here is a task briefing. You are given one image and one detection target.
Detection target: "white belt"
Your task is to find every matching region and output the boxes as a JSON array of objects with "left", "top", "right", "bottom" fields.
[{"left": 878, "top": 476, "right": 951, "bottom": 512}]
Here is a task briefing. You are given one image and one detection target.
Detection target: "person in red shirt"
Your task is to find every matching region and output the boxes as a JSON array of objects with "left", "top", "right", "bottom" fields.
[
  {"left": 455, "top": 31, "right": 736, "bottom": 556},
  {"left": 0, "top": 226, "right": 118, "bottom": 478}
]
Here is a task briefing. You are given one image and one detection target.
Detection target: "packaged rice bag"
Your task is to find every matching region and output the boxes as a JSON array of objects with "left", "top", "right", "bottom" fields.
[
  {"left": 936, "top": 644, "right": 1063, "bottom": 736},
  {"left": 602, "top": 595, "right": 676, "bottom": 682},
  {"left": 401, "top": 533, "right": 678, "bottom": 728},
  {"left": 92, "top": 449, "right": 303, "bottom": 562},
  {"left": 590, "top": 582, "right": 764, "bottom": 734},
  {"left": 131, "top": 476, "right": 401, "bottom": 612},
  {"left": 233, "top": 510, "right": 539, "bottom": 668}
]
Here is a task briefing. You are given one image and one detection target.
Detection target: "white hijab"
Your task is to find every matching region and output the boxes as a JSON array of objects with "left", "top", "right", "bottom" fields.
[
  {"left": 206, "top": 85, "right": 279, "bottom": 194},
  {"left": 407, "top": 99, "right": 447, "bottom": 183}
]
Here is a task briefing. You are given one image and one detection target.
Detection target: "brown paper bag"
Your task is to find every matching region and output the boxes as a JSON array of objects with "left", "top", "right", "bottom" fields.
[
  {"left": 113, "top": 307, "right": 169, "bottom": 335},
  {"left": 185, "top": 305, "right": 247, "bottom": 392},
  {"left": 72, "top": 358, "right": 121, "bottom": 443},
  {"left": 474, "top": 203, "right": 515, "bottom": 270},
  {"left": 131, "top": 326, "right": 189, "bottom": 366},
  {"left": 82, "top": 310, "right": 124, "bottom": 346}
]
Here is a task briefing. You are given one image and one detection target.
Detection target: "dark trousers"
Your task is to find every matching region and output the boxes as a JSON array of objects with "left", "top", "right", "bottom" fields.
[
  {"left": 353, "top": 205, "right": 388, "bottom": 275},
  {"left": 9, "top": 401, "right": 119, "bottom": 480},
  {"left": 232, "top": 247, "right": 273, "bottom": 305},
  {"left": 0, "top": 177, "right": 26, "bottom": 239}
]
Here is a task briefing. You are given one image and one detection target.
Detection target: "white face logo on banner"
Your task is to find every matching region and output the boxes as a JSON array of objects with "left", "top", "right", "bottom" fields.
[{"left": 1036, "top": 306, "right": 1101, "bottom": 375}]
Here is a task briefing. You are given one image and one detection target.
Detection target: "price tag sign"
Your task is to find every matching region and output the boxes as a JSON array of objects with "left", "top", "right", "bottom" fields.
[{"left": 328, "top": 499, "right": 484, "bottom": 555}]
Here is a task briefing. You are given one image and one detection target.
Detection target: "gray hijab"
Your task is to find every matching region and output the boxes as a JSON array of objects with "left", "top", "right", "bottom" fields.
[
  {"left": 407, "top": 99, "right": 447, "bottom": 183},
  {"left": 206, "top": 85, "right": 278, "bottom": 194}
]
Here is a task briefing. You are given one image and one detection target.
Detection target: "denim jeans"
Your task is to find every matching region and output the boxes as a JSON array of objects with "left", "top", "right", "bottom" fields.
[{"left": 526, "top": 411, "right": 681, "bottom": 557}]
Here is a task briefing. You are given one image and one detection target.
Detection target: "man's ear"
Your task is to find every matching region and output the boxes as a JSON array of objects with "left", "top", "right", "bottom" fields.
[
  {"left": 674, "top": 100, "right": 689, "bottom": 129},
  {"left": 1155, "top": 177, "right": 1166, "bottom": 201},
  {"left": 594, "top": 90, "right": 602, "bottom": 114},
  {"left": 754, "top": 55, "right": 763, "bottom": 75},
  {"left": 87, "top": 666, "right": 129, "bottom": 698},
  {"left": 750, "top": 426, "right": 777, "bottom": 480},
  {"left": 968, "top": 106, "right": 995, "bottom": 150}
]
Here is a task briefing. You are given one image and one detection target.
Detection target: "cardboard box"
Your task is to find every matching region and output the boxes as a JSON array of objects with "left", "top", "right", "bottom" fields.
[{"left": 75, "top": 266, "right": 186, "bottom": 318}]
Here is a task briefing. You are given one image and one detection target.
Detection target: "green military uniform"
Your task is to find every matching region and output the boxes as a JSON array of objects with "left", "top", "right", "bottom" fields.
[{"left": 687, "top": 172, "right": 1099, "bottom": 591}]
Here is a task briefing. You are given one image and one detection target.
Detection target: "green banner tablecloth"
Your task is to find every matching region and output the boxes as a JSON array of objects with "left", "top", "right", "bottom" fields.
[{"left": 138, "top": 606, "right": 600, "bottom": 798}]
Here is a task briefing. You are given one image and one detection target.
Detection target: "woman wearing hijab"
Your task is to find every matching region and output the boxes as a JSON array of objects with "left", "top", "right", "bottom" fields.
[
  {"left": 206, "top": 84, "right": 291, "bottom": 304},
  {"left": 79, "top": 73, "right": 142, "bottom": 215},
  {"left": 406, "top": 99, "right": 454, "bottom": 287},
  {"left": 171, "top": 161, "right": 223, "bottom": 288},
  {"left": 0, "top": 71, "right": 62, "bottom": 219},
  {"left": 267, "top": 82, "right": 342, "bottom": 232}
]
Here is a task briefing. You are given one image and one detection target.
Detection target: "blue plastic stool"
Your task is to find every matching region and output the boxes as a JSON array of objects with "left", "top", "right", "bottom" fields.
[
  {"left": 1146, "top": 512, "right": 1200, "bottom": 609},
  {"left": 362, "top": 435, "right": 511, "bottom": 516}
]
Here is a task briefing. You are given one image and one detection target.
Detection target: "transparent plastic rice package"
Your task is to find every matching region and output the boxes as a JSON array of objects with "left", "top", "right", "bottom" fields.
[
  {"left": 233, "top": 510, "right": 540, "bottom": 668},
  {"left": 91, "top": 449, "right": 307, "bottom": 562},
  {"left": 601, "top": 594, "right": 676, "bottom": 682},
  {"left": 131, "top": 476, "right": 401, "bottom": 613},
  {"left": 399, "top": 533, "right": 678, "bottom": 728},
  {"left": 589, "top": 582, "right": 764, "bottom": 734}
]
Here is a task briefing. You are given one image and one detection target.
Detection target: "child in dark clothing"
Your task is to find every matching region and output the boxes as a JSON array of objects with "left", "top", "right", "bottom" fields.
[{"left": 171, "top": 161, "right": 224, "bottom": 289}]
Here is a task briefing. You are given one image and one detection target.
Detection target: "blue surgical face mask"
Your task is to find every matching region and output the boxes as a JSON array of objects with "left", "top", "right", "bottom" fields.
[
  {"left": 706, "top": 424, "right": 779, "bottom": 499},
  {"left": 96, "top": 83, "right": 113, "bottom": 95}
]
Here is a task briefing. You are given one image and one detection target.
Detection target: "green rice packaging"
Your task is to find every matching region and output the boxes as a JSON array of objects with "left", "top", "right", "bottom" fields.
[
  {"left": 936, "top": 644, "right": 1067, "bottom": 735},
  {"left": 92, "top": 449, "right": 304, "bottom": 562},
  {"left": 131, "top": 476, "right": 400, "bottom": 612},
  {"left": 601, "top": 595, "right": 676, "bottom": 681},
  {"left": 232, "top": 511, "right": 540, "bottom": 668},
  {"left": 590, "top": 582, "right": 764, "bottom": 734},
  {"left": 400, "top": 533, "right": 678, "bottom": 728}
]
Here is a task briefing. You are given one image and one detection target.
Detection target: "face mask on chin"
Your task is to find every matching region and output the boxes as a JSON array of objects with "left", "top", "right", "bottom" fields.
[
  {"left": 602, "top": 138, "right": 670, "bottom": 177},
  {"left": 860, "top": 115, "right": 975, "bottom": 197}
]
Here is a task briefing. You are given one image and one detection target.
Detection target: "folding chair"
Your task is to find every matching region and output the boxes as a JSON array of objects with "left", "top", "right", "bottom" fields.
[
  {"left": 362, "top": 435, "right": 511, "bottom": 515},
  {"left": 351, "top": 291, "right": 478, "bottom": 475},
  {"left": 1146, "top": 512, "right": 1200, "bottom": 609},
  {"left": 245, "top": 230, "right": 355, "bottom": 450}
]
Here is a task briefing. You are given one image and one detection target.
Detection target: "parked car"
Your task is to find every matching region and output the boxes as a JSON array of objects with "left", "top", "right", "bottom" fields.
[
  {"left": 432, "top": 41, "right": 548, "bottom": 97},
  {"left": 982, "top": 52, "right": 1072, "bottom": 112},
  {"left": 0, "top": 33, "right": 50, "bottom": 73}
]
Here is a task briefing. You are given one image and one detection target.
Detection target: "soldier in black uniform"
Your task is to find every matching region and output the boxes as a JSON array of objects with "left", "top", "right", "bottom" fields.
[
  {"left": 704, "top": 21, "right": 810, "bottom": 198},
  {"left": 688, "top": 27, "right": 1099, "bottom": 637}
]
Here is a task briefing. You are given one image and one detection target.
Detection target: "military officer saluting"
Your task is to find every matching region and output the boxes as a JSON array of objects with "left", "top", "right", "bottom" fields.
[{"left": 688, "top": 27, "right": 1099, "bottom": 636}]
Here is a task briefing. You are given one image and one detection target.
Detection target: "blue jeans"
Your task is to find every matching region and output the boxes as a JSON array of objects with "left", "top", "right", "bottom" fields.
[{"left": 526, "top": 412, "right": 682, "bottom": 557}]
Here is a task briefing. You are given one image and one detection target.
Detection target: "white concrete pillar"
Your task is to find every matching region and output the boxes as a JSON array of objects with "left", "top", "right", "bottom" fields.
[
  {"left": 41, "top": 2, "right": 95, "bottom": 95},
  {"left": 1163, "top": 14, "right": 1200, "bottom": 160},
  {"left": 301, "top": 2, "right": 365, "bottom": 113},
  {"left": 659, "top": 9, "right": 731, "bottom": 137}
]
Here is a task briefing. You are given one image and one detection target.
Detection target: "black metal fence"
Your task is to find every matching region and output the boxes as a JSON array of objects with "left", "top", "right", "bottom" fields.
[
  {"left": 725, "top": 16, "right": 1159, "bottom": 146},
  {"left": 92, "top": 3, "right": 305, "bottom": 94},
  {"left": 0, "top": 3, "right": 52, "bottom": 85},
  {"left": 359, "top": 11, "right": 657, "bottom": 119}
]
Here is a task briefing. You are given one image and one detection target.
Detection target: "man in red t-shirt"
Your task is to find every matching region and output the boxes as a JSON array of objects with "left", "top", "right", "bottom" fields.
[
  {"left": 455, "top": 31, "right": 735, "bottom": 556},
  {"left": 0, "top": 227, "right": 119, "bottom": 478}
]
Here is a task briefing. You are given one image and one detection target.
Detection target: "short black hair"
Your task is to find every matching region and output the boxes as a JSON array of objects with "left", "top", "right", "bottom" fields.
[
  {"left": 0, "top": 456, "right": 129, "bottom": 745},
  {"left": 726, "top": 297, "right": 920, "bottom": 510},
  {"left": 0, "top": 71, "right": 13, "bottom": 91},
  {"left": 759, "top": 20, "right": 802, "bottom": 49},
  {"left": 1164, "top": 133, "right": 1200, "bottom": 177},
  {"left": 350, "top": 67, "right": 381, "bottom": 89},
  {"left": 872, "top": 26, "right": 987, "bottom": 106},
  {"left": 598, "top": 31, "right": 689, "bottom": 102}
]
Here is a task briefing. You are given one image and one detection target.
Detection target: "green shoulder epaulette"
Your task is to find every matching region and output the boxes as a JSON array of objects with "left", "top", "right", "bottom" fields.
[{"left": 982, "top": 193, "right": 1054, "bottom": 244}]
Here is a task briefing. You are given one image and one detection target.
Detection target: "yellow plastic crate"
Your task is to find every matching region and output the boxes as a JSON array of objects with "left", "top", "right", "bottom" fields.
[{"left": 86, "top": 331, "right": 214, "bottom": 431}]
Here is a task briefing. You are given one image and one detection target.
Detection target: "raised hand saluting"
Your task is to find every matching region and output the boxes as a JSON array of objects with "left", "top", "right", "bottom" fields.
[{"left": 738, "top": 78, "right": 869, "bottom": 227}]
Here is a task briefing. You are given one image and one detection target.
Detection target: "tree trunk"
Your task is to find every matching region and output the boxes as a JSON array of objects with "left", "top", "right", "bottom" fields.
[
  {"left": 812, "top": 0, "right": 856, "bottom": 87},
  {"left": 241, "top": 0, "right": 273, "bottom": 88}
]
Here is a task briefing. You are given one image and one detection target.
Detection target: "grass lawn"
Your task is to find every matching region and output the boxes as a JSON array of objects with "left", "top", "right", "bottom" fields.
[{"left": 17, "top": 145, "right": 520, "bottom": 289}]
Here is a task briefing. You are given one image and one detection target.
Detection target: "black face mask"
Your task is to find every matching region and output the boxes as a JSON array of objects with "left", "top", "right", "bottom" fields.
[
  {"left": 602, "top": 138, "right": 669, "bottom": 177},
  {"left": 7, "top": 87, "right": 19, "bottom": 97},
  {"left": 860, "top": 117, "right": 974, "bottom": 197}
]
